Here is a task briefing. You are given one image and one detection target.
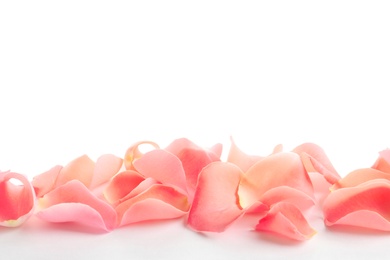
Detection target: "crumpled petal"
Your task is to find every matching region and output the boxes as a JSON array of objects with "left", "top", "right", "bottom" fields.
[
  {"left": 238, "top": 152, "right": 313, "bottom": 208},
  {"left": 133, "top": 149, "right": 187, "bottom": 194},
  {"left": 187, "top": 162, "right": 244, "bottom": 232},
  {"left": 37, "top": 180, "right": 117, "bottom": 231},
  {"left": 293, "top": 143, "right": 340, "bottom": 185},
  {"left": 256, "top": 202, "right": 316, "bottom": 240},
  {"left": 32, "top": 165, "right": 63, "bottom": 198},
  {"left": 0, "top": 171, "right": 35, "bottom": 227},
  {"left": 124, "top": 141, "right": 159, "bottom": 170},
  {"left": 323, "top": 179, "right": 390, "bottom": 230},
  {"left": 116, "top": 184, "right": 189, "bottom": 226},
  {"left": 165, "top": 138, "right": 222, "bottom": 201}
]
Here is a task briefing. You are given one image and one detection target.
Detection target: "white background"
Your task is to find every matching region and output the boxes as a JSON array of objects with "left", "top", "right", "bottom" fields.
[{"left": 1, "top": 1, "right": 389, "bottom": 259}]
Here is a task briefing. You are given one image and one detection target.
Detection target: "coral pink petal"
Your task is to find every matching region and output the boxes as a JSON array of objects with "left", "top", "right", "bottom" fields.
[
  {"left": 323, "top": 179, "right": 390, "bottom": 230},
  {"left": 331, "top": 168, "right": 390, "bottom": 190},
  {"left": 260, "top": 186, "right": 315, "bottom": 211},
  {"left": 104, "top": 170, "right": 145, "bottom": 205},
  {"left": 116, "top": 184, "right": 189, "bottom": 226},
  {"left": 256, "top": 202, "right": 316, "bottom": 240},
  {"left": 174, "top": 147, "right": 220, "bottom": 201},
  {"left": 133, "top": 149, "right": 187, "bottom": 193},
  {"left": 56, "top": 155, "right": 95, "bottom": 188},
  {"left": 90, "top": 154, "right": 123, "bottom": 189},
  {"left": 293, "top": 143, "right": 340, "bottom": 184},
  {"left": 124, "top": 177, "right": 158, "bottom": 201},
  {"left": 38, "top": 180, "right": 117, "bottom": 231},
  {"left": 0, "top": 171, "right": 35, "bottom": 227},
  {"left": 227, "top": 137, "right": 263, "bottom": 172},
  {"left": 187, "top": 162, "right": 244, "bottom": 232},
  {"left": 32, "top": 165, "right": 63, "bottom": 198},
  {"left": 124, "top": 141, "right": 160, "bottom": 170},
  {"left": 239, "top": 152, "right": 313, "bottom": 208},
  {"left": 372, "top": 149, "right": 390, "bottom": 174}
]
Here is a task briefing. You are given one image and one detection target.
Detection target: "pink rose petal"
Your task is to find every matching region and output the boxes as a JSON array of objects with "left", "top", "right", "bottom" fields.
[
  {"left": 372, "top": 149, "right": 390, "bottom": 174},
  {"left": 37, "top": 180, "right": 117, "bottom": 231},
  {"left": 116, "top": 184, "right": 189, "bottom": 226},
  {"left": 227, "top": 137, "right": 263, "bottom": 172},
  {"left": 0, "top": 171, "right": 35, "bottom": 227},
  {"left": 103, "top": 170, "right": 145, "bottom": 205},
  {"left": 239, "top": 152, "right": 313, "bottom": 208},
  {"left": 90, "top": 154, "right": 123, "bottom": 189},
  {"left": 331, "top": 168, "right": 390, "bottom": 190},
  {"left": 323, "top": 179, "right": 390, "bottom": 230},
  {"left": 187, "top": 162, "right": 244, "bottom": 232},
  {"left": 256, "top": 202, "right": 316, "bottom": 241},
  {"left": 124, "top": 141, "right": 159, "bottom": 170},
  {"left": 32, "top": 165, "right": 63, "bottom": 198},
  {"left": 259, "top": 186, "right": 315, "bottom": 211},
  {"left": 293, "top": 143, "right": 340, "bottom": 184},
  {"left": 165, "top": 138, "right": 222, "bottom": 200},
  {"left": 133, "top": 149, "right": 187, "bottom": 194}
]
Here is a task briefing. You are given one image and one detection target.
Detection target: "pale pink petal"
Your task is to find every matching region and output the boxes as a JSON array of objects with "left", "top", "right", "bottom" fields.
[
  {"left": 259, "top": 186, "right": 315, "bottom": 211},
  {"left": 173, "top": 147, "right": 220, "bottom": 201},
  {"left": 37, "top": 180, "right": 117, "bottom": 231},
  {"left": 331, "top": 168, "right": 390, "bottom": 190},
  {"left": 372, "top": 149, "right": 390, "bottom": 173},
  {"left": 239, "top": 152, "right": 313, "bottom": 208},
  {"left": 164, "top": 138, "right": 222, "bottom": 200},
  {"left": 56, "top": 155, "right": 95, "bottom": 188},
  {"left": 124, "top": 177, "right": 159, "bottom": 201},
  {"left": 116, "top": 184, "right": 189, "bottom": 226},
  {"left": 323, "top": 179, "right": 390, "bottom": 230},
  {"left": 293, "top": 143, "right": 340, "bottom": 184},
  {"left": 227, "top": 137, "right": 263, "bottom": 172},
  {"left": 0, "top": 171, "right": 35, "bottom": 227},
  {"left": 187, "top": 162, "right": 244, "bottom": 232},
  {"left": 90, "top": 154, "right": 123, "bottom": 189},
  {"left": 103, "top": 170, "right": 145, "bottom": 205},
  {"left": 165, "top": 138, "right": 222, "bottom": 160},
  {"left": 124, "top": 141, "right": 159, "bottom": 170},
  {"left": 256, "top": 202, "right": 316, "bottom": 240},
  {"left": 32, "top": 165, "right": 63, "bottom": 198},
  {"left": 133, "top": 149, "right": 187, "bottom": 194}
]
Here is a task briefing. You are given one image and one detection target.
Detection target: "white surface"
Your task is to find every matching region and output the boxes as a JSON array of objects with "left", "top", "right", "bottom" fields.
[{"left": 1, "top": 1, "right": 390, "bottom": 259}]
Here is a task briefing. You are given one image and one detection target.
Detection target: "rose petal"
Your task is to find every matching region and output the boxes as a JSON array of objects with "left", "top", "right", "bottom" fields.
[
  {"left": 372, "top": 149, "right": 390, "bottom": 174},
  {"left": 227, "top": 137, "right": 263, "bottom": 172},
  {"left": 124, "top": 141, "right": 159, "bottom": 170},
  {"left": 323, "top": 179, "right": 390, "bottom": 230},
  {"left": 187, "top": 162, "right": 244, "bottom": 232},
  {"left": 331, "top": 168, "right": 390, "bottom": 190},
  {"left": 37, "top": 180, "right": 117, "bottom": 231},
  {"left": 239, "top": 152, "right": 313, "bottom": 208},
  {"left": 32, "top": 165, "right": 63, "bottom": 198},
  {"left": 116, "top": 184, "right": 189, "bottom": 226},
  {"left": 165, "top": 138, "right": 222, "bottom": 200},
  {"left": 259, "top": 186, "right": 315, "bottom": 211},
  {"left": 256, "top": 202, "right": 316, "bottom": 241},
  {"left": 293, "top": 143, "right": 340, "bottom": 184},
  {"left": 133, "top": 149, "right": 187, "bottom": 194},
  {"left": 90, "top": 154, "right": 123, "bottom": 189},
  {"left": 0, "top": 171, "right": 35, "bottom": 227},
  {"left": 104, "top": 170, "right": 145, "bottom": 205},
  {"left": 55, "top": 155, "right": 95, "bottom": 189}
]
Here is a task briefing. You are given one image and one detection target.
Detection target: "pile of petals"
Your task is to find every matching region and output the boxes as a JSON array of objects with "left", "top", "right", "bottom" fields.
[{"left": 1, "top": 137, "right": 390, "bottom": 241}]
